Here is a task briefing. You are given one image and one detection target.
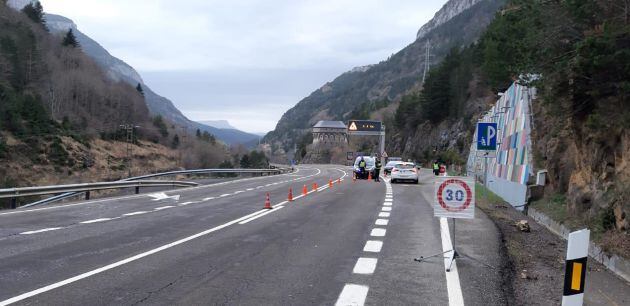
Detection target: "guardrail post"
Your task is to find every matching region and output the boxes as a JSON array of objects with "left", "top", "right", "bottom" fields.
[
  {"left": 11, "top": 198, "right": 17, "bottom": 209},
  {"left": 135, "top": 186, "right": 140, "bottom": 194},
  {"left": 85, "top": 191, "right": 90, "bottom": 200}
]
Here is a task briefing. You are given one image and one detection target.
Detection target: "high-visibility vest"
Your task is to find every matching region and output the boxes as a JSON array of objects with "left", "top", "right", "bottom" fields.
[{"left": 433, "top": 163, "right": 439, "bottom": 170}]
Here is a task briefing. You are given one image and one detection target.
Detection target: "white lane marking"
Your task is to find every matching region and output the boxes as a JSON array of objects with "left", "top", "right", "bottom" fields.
[
  {"left": 178, "top": 201, "right": 194, "bottom": 206},
  {"left": 80, "top": 218, "right": 112, "bottom": 224},
  {"left": 238, "top": 206, "right": 285, "bottom": 225},
  {"left": 19, "top": 228, "right": 63, "bottom": 235},
  {"left": 383, "top": 202, "right": 392, "bottom": 206},
  {"left": 384, "top": 199, "right": 393, "bottom": 203},
  {"left": 123, "top": 211, "right": 149, "bottom": 216},
  {"left": 440, "top": 217, "right": 464, "bottom": 306},
  {"left": 381, "top": 207, "right": 392, "bottom": 212},
  {"left": 246, "top": 188, "right": 254, "bottom": 191},
  {"left": 352, "top": 257, "right": 378, "bottom": 274},
  {"left": 0, "top": 199, "right": 293, "bottom": 306},
  {"left": 335, "top": 284, "right": 369, "bottom": 306},
  {"left": 154, "top": 206, "right": 174, "bottom": 211},
  {"left": 256, "top": 186, "right": 264, "bottom": 189},
  {"left": 202, "top": 197, "right": 215, "bottom": 201},
  {"left": 378, "top": 212, "right": 390, "bottom": 218},
  {"left": 363, "top": 240, "right": 383, "bottom": 253},
  {"left": 370, "top": 228, "right": 386, "bottom": 237},
  {"left": 233, "top": 191, "right": 244, "bottom": 194},
  {"left": 219, "top": 194, "right": 231, "bottom": 197},
  {"left": 375, "top": 219, "right": 389, "bottom": 226}
]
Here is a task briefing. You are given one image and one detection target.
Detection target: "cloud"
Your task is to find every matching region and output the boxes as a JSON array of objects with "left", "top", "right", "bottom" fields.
[{"left": 41, "top": 0, "right": 446, "bottom": 133}]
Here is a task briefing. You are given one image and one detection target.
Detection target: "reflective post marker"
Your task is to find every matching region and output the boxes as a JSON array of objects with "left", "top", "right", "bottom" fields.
[{"left": 562, "top": 229, "right": 590, "bottom": 306}]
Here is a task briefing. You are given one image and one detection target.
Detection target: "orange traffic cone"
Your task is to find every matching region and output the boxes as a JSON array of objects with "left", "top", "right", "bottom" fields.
[
  {"left": 302, "top": 184, "right": 308, "bottom": 196},
  {"left": 288, "top": 188, "right": 293, "bottom": 201},
  {"left": 329, "top": 179, "right": 333, "bottom": 188},
  {"left": 264, "top": 193, "right": 272, "bottom": 209},
  {"left": 312, "top": 182, "right": 318, "bottom": 192},
  {"left": 368, "top": 172, "right": 372, "bottom": 181}
]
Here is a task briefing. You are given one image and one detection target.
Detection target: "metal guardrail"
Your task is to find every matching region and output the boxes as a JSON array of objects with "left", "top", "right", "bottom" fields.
[
  {"left": 15, "top": 168, "right": 292, "bottom": 209},
  {"left": 0, "top": 180, "right": 199, "bottom": 209}
]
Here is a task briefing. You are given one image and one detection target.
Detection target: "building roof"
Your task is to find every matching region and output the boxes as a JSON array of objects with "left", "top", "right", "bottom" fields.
[{"left": 313, "top": 120, "right": 347, "bottom": 129}]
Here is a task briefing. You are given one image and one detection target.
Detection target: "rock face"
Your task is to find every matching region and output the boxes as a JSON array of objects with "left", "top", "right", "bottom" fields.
[{"left": 416, "top": 0, "right": 484, "bottom": 40}]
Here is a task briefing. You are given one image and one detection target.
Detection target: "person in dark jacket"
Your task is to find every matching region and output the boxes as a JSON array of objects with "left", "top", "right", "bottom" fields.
[{"left": 374, "top": 159, "right": 382, "bottom": 182}]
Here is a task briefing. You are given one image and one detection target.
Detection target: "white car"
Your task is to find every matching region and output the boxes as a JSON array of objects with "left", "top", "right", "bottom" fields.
[{"left": 390, "top": 162, "right": 419, "bottom": 184}]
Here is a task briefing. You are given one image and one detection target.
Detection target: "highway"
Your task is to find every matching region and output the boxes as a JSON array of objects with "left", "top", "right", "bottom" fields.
[{"left": 0, "top": 165, "right": 507, "bottom": 305}]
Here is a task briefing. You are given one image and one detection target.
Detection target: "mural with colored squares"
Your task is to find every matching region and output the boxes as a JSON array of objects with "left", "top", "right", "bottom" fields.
[{"left": 468, "top": 82, "right": 536, "bottom": 185}]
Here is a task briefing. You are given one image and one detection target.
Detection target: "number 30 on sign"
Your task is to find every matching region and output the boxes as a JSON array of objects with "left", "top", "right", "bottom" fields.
[{"left": 433, "top": 177, "right": 475, "bottom": 219}]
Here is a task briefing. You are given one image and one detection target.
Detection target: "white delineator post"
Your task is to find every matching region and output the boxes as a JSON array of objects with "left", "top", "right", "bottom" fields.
[{"left": 562, "top": 229, "right": 590, "bottom": 306}]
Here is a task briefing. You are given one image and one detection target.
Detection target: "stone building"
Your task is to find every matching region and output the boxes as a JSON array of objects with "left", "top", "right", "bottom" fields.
[{"left": 312, "top": 121, "right": 348, "bottom": 146}]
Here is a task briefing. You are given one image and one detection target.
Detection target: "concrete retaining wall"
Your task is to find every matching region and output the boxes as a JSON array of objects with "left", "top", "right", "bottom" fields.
[
  {"left": 486, "top": 173, "right": 528, "bottom": 211},
  {"left": 528, "top": 208, "right": 630, "bottom": 282}
]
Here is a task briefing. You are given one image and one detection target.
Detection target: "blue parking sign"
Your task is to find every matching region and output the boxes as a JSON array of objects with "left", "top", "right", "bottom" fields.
[{"left": 477, "top": 123, "right": 497, "bottom": 151}]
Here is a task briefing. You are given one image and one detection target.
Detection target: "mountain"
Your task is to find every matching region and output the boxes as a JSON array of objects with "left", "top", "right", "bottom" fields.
[
  {"left": 199, "top": 120, "right": 236, "bottom": 130},
  {"left": 264, "top": 0, "right": 505, "bottom": 154},
  {"left": 41, "top": 13, "right": 257, "bottom": 146}
]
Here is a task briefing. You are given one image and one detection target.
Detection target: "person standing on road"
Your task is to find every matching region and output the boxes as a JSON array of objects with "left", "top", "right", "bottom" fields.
[
  {"left": 374, "top": 159, "right": 382, "bottom": 182},
  {"left": 359, "top": 157, "right": 367, "bottom": 178},
  {"left": 433, "top": 161, "right": 439, "bottom": 176}
]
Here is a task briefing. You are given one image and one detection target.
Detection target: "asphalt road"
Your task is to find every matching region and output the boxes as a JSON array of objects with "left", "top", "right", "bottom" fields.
[{"left": 0, "top": 165, "right": 508, "bottom": 305}]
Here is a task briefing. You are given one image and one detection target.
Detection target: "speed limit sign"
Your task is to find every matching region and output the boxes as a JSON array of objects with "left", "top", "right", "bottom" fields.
[{"left": 433, "top": 176, "right": 475, "bottom": 219}]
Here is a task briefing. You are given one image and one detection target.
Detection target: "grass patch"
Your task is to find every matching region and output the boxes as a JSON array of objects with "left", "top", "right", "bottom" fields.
[{"left": 530, "top": 194, "right": 569, "bottom": 224}]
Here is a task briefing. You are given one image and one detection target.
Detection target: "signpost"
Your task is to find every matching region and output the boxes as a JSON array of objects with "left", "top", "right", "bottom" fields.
[
  {"left": 562, "top": 229, "right": 590, "bottom": 306},
  {"left": 476, "top": 122, "right": 498, "bottom": 187},
  {"left": 347, "top": 120, "right": 386, "bottom": 166},
  {"left": 415, "top": 176, "right": 489, "bottom": 272}
]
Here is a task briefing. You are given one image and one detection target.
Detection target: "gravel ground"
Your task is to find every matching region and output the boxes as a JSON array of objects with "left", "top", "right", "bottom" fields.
[{"left": 476, "top": 185, "right": 630, "bottom": 306}]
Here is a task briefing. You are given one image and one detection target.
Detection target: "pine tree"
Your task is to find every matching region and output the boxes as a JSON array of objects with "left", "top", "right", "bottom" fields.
[
  {"left": 171, "top": 134, "right": 180, "bottom": 149},
  {"left": 22, "top": 2, "right": 45, "bottom": 27},
  {"left": 62, "top": 29, "right": 79, "bottom": 48},
  {"left": 196, "top": 129, "right": 201, "bottom": 138},
  {"left": 136, "top": 83, "right": 144, "bottom": 96}
]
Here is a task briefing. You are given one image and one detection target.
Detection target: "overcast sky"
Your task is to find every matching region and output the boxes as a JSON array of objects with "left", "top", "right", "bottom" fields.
[{"left": 42, "top": 0, "right": 446, "bottom": 134}]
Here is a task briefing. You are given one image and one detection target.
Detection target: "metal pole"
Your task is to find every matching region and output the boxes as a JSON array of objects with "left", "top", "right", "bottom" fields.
[
  {"left": 11, "top": 198, "right": 17, "bottom": 209},
  {"left": 85, "top": 191, "right": 90, "bottom": 200},
  {"left": 483, "top": 156, "right": 488, "bottom": 187},
  {"left": 379, "top": 126, "right": 386, "bottom": 165}
]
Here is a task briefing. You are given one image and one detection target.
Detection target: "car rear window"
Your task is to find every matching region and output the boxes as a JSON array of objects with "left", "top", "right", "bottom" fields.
[{"left": 395, "top": 164, "right": 415, "bottom": 169}]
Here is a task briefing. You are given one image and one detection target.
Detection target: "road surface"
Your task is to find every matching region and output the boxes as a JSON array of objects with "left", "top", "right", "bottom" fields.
[{"left": 0, "top": 165, "right": 509, "bottom": 305}]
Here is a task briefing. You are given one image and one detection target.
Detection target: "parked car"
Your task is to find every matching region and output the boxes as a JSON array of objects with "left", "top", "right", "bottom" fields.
[
  {"left": 384, "top": 161, "right": 403, "bottom": 175},
  {"left": 353, "top": 156, "right": 376, "bottom": 179},
  {"left": 390, "top": 162, "right": 419, "bottom": 184}
]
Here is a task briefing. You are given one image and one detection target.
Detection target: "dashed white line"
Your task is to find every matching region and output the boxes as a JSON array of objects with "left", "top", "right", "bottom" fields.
[
  {"left": 381, "top": 207, "right": 392, "bottom": 212},
  {"left": 123, "top": 211, "right": 148, "bottom": 216},
  {"left": 363, "top": 240, "right": 383, "bottom": 253},
  {"left": 370, "top": 228, "right": 386, "bottom": 237},
  {"left": 219, "top": 194, "right": 231, "bottom": 197},
  {"left": 202, "top": 197, "right": 215, "bottom": 201},
  {"left": 80, "top": 218, "right": 112, "bottom": 224},
  {"left": 178, "top": 201, "right": 194, "bottom": 206},
  {"left": 335, "top": 284, "right": 369, "bottom": 306},
  {"left": 19, "top": 228, "right": 63, "bottom": 235},
  {"left": 154, "top": 206, "right": 174, "bottom": 211},
  {"left": 383, "top": 202, "right": 392, "bottom": 206},
  {"left": 353, "top": 257, "right": 378, "bottom": 274},
  {"left": 246, "top": 188, "right": 254, "bottom": 191},
  {"left": 375, "top": 219, "right": 389, "bottom": 226},
  {"left": 378, "top": 212, "right": 390, "bottom": 218}
]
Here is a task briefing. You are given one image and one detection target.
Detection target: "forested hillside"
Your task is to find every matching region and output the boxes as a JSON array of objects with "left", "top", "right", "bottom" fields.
[
  {"left": 391, "top": 0, "right": 629, "bottom": 242},
  {"left": 0, "top": 2, "right": 229, "bottom": 194}
]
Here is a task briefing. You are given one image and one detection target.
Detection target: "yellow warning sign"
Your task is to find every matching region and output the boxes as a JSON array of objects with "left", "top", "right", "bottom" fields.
[{"left": 349, "top": 122, "right": 357, "bottom": 131}]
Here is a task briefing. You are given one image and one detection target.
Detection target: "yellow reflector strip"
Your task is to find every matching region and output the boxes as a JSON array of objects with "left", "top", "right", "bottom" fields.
[{"left": 571, "top": 262, "right": 583, "bottom": 291}]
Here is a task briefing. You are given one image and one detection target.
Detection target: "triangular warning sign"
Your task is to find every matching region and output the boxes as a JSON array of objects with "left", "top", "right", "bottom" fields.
[{"left": 349, "top": 122, "right": 357, "bottom": 131}]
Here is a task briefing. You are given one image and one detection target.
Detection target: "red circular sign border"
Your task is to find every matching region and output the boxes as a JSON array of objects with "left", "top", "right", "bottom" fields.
[{"left": 437, "top": 179, "right": 472, "bottom": 212}]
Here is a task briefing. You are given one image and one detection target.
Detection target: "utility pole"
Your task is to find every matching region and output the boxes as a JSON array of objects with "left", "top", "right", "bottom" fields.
[
  {"left": 120, "top": 124, "right": 135, "bottom": 177},
  {"left": 422, "top": 40, "right": 432, "bottom": 83}
]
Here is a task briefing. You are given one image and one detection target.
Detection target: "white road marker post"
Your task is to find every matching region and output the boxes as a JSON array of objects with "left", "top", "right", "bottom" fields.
[{"left": 562, "top": 229, "right": 590, "bottom": 306}]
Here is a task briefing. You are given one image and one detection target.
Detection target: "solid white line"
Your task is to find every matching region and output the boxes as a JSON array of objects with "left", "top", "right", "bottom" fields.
[
  {"left": 246, "top": 188, "right": 254, "bottom": 191},
  {"left": 335, "top": 284, "right": 369, "bottom": 306},
  {"left": 238, "top": 206, "right": 285, "bottom": 225},
  {"left": 363, "top": 240, "right": 383, "bottom": 253},
  {"left": 0, "top": 202, "right": 287, "bottom": 306},
  {"left": 219, "top": 194, "right": 231, "bottom": 197},
  {"left": 123, "top": 211, "right": 148, "bottom": 216},
  {"left": 233, "top": 191, "right": 244, "bottom": 194},
  {"left": 375, "top": 219, "right": 389, "bottom": 226},
  {"left": 80, "top": 218, "right": 112, "bottom": 224},
  {"left": 378, "top": 212, "right": 390, "bottom": 218},
  {"left": 440, "top": 217, "right": 464, "bottom": 306},
  {"left": 19, "top": 227, "right": 63, "bottom": 235},
  {"left": 370, "top": 228, "right": 386, "bottom": 237},
  {"left": 352, "top": 257, "right": 378, "bottom": 274},
  {"left": 382, "top": 207, "right": 392, "bottom": 212},
  {"left": 178, "top": 201, "right": 194, "bottom": 206},
  {"left": 154, "top": 206, "right": 174, "bottom": 211}
]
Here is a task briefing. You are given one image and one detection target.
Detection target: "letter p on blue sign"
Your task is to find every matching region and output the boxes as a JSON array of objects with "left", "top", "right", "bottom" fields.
[{"left": 477, "top": 123, "right": 497, "bottom": 151}]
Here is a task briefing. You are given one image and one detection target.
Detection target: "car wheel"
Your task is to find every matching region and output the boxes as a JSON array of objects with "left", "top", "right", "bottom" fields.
[{"left": 414, "top": 179, "right": 419, "bottom": 184}]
